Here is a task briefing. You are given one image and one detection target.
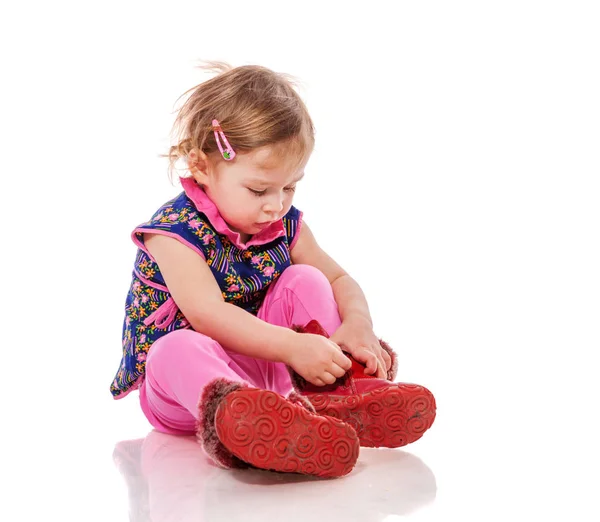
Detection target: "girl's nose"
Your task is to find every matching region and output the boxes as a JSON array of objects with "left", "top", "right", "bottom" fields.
[{"left": 263, "top": 194, "right": 284, "bottom": 214}]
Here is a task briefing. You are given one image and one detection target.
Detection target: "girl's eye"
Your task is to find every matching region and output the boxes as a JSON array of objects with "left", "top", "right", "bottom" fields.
[{"left": 248, "top": 186, "right": 296, "bottom": 196}]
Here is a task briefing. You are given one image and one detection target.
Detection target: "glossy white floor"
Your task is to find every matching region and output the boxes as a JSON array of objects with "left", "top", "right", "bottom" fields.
[
  {"left": 3, "top": 1, "right": 599, "bottom": 520},
  {"left": 5, "top": 357, "right": 598, "bottom": 522}
]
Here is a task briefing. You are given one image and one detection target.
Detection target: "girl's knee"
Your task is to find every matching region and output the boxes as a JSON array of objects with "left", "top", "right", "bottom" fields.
[
  {"left": 146, "top": 329, "right": 216, "bottom": 366},
  {"left": 281, "top": 264, "right": 330, "bottom": 289}
]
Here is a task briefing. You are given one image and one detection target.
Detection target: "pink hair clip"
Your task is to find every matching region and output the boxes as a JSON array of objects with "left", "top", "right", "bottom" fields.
[{"left": 212, "top": 119, "right": 236, "bottom": 161}]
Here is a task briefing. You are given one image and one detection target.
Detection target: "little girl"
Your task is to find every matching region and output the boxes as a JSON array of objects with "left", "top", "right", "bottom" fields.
[{"left": 110, "top": 62, "right": 436, "bottom": 479}]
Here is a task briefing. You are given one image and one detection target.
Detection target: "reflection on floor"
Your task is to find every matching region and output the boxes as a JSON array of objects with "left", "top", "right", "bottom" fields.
[{"left": 113, "top": 431, "right": 436, "bottom": 522}]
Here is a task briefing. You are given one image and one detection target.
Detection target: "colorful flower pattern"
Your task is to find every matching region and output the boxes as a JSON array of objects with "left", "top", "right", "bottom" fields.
[{"left": 110, "top": 192, "right": 301, "bottom": 398}]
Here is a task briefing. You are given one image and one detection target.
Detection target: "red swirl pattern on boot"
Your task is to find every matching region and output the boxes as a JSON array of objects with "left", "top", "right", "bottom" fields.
[
  {"left": 291, "top": 320, "right": 437, "bottom": 448},
  {"left": 214, "top": 387, "right": 360, "bottom": 478}
]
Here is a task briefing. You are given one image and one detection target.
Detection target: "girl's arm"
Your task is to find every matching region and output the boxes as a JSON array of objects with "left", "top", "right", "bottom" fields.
[
  {"left": 290, "top": 223, "right": 372, "bottom": 325},
  {"left": 144, "top": 233, "right": 352, "bottom": 384},
  {"left": 290, "top": 223, "right": 391, "bottom": 377},
  {"left": 144, "top": 233, "right": 296, "bottom": 363}
]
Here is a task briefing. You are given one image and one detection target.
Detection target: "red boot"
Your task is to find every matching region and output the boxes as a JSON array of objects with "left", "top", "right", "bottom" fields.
[
  {"left": 289, "top": 320, "right": 437, "bottom": 448},
  {"left": 197, "top": 378, "right": 360, "bottom": 478}
]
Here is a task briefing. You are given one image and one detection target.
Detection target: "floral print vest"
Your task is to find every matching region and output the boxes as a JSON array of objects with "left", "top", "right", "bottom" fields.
[{"left": 110, "top": 176, "right": 303, "bottom": 399}]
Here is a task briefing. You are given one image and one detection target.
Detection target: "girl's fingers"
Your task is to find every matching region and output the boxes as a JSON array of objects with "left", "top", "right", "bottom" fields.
[
  {"left": 312, "top": 377, "right": 327, "bottom": 387},
  {"left": 381, "top": 349, "right": 392, "bottom": 370},
  {"left": 376, "top": 358, "right": 387, "bottom": 379},
  {"left": 333, "top": 350, "right": 352, "bottom": 371},
  {"left": 330, "top": 361, "right": 349, "bottom": 379},
  {"left": 322, "top": 371, "right": 337, "bottom": 385},
  {"left": 374, "top": 347, "right": 388, "bottom": 378},
  {"left": 364, "top": 351, "right": 378, "bottom": 375},
  {"left": 360, "top": 348, "right": 386, "bottom": 378}
]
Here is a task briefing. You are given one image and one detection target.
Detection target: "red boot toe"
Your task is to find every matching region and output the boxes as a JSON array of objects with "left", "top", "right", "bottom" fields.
[{"left": 290, "top": 320, "right": 437, "bottom": 448}]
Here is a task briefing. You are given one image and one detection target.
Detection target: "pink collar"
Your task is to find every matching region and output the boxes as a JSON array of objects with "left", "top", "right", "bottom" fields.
[{"left": 180, "top": 176, "right": 286, "bottom": 249}]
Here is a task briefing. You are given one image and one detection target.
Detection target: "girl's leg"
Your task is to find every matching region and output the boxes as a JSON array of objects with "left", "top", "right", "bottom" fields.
[
  {"left": 139, "top": 329, "right": 260, "bottom": 436},
  {"left": 258, "top": 264, "right": 342, "bottom": 335},
  {"left": 256, "top": 264, "right": 343, "bottom": 395},
  {"left": 139, "top": 327, "right": 360, "bottom": 477},
  {"left": 141, "top": 265, "right": 341, "bottom": 434}
]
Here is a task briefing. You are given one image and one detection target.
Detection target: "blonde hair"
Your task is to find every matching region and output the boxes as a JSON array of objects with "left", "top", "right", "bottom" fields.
[{"left": 160, "top": 61, "right": 315, "bottom": 182}]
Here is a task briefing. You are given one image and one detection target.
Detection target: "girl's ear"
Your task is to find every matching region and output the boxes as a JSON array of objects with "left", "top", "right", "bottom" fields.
[{"left": 188, "top": 148, "right": 211, "bottom": 185}]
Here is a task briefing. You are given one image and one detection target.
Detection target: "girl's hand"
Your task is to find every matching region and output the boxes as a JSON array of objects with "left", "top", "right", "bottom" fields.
[
  {"left": 286, "top": 333, "right": 353, "bottom": 387},
  {"left": 330, "top": 317, "right": 392, "bottom": 379}
]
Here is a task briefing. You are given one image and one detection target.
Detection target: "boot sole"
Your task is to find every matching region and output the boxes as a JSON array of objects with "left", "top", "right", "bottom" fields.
[
  {"left": 215, "top": 388, "right": 360, "bottom": 478},
  {"left": 306, "top": 384, "right": 437, "bottom": 448}
]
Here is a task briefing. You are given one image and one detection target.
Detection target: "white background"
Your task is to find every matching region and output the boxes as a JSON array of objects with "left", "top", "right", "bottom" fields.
[{"left": 1, "top": 1, "right": 599, "bottom": 520}]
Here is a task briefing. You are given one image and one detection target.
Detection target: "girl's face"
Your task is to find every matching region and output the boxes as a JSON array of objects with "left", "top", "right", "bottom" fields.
[{"left": 189, "top": 144, "right": 306, "bottom": 243}]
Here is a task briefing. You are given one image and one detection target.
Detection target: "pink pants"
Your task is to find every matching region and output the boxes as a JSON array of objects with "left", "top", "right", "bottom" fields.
[{"left": 139, "top": 264, "right": 342, "bottom": 435}]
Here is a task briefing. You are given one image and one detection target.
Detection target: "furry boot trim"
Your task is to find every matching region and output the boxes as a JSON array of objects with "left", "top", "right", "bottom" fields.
[
  {"left": 285, "top": 390, "right": 317, "bottom": 413},
  {"left": 378, "top": 338, "right": 398, "bottom": 381},
  {"left": 196, "top": 378, "right": 251, "bottom": 470}
]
